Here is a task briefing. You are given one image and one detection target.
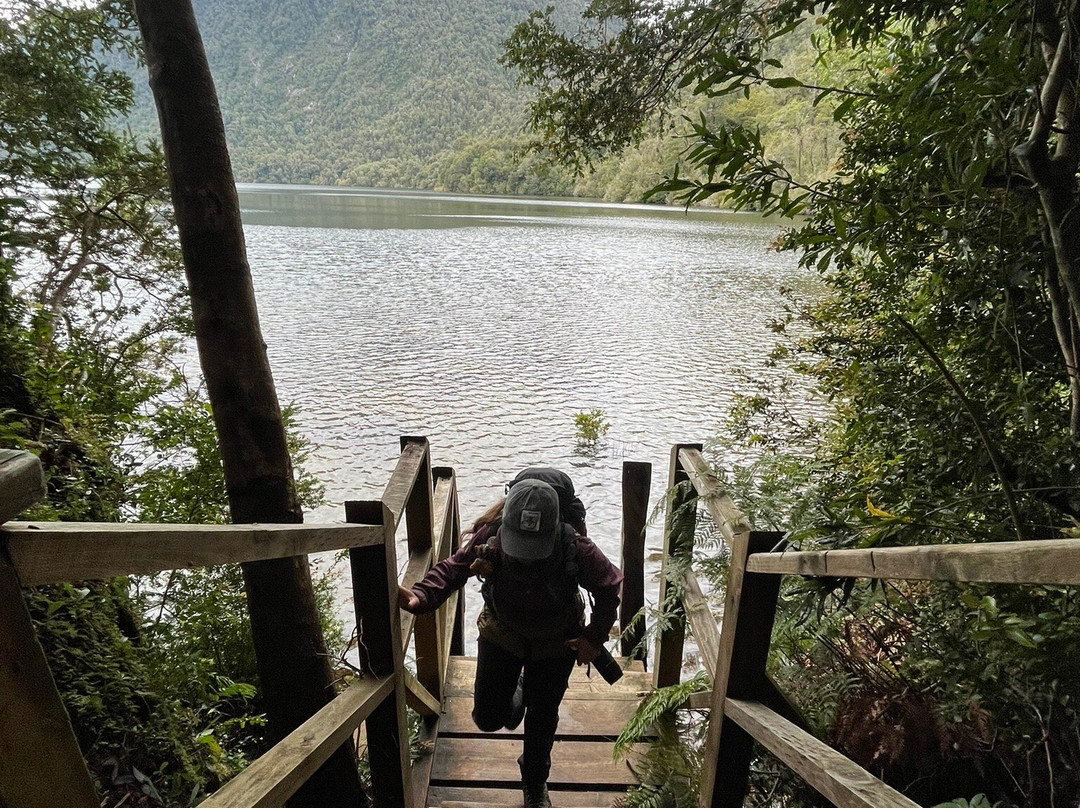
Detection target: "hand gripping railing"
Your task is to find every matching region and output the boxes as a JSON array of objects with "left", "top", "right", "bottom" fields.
[{"left": 0, "top": 439, "right": 463, "bottom": 808}]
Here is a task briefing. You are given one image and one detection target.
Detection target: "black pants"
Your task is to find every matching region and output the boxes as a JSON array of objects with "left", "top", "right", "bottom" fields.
[{"left": 472, "top": 636, "right": 576, "bottom": 785}]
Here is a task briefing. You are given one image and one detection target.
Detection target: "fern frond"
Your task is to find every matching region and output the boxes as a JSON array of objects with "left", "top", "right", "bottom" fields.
[{"left": 613, "top": 670, "right": 711, "bottom": 758}]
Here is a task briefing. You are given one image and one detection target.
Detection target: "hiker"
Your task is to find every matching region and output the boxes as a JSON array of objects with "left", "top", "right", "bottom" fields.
[{"left": 398, "top": 468, "right": 623, "bottom": 808}]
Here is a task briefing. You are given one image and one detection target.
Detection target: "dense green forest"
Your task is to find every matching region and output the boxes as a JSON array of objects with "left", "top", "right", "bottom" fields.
[
  {"left": 506, "top": 1, "right": 1080, "bottom": 806},
  {"left": 8, "top": 0, "right": 1080, "bottom": 806},
  {"left": 122, "top": 0, "right": 566, "bottom": 192},
  {"left": 1, "top": 3, "right": 336, "bottom": 803},
  {"left": 121, "top": 0, "right": 836, "bottom": 200}
]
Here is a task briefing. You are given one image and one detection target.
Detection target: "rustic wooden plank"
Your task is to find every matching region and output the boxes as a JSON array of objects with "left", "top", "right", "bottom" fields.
[
  {"left": 654, "top": 443, "right": 700, "bottom": 688},
  {"left": 410, "top": 711, "right": 440, "bottom": 808},
  {"left": 405, "top": 668, "right": 441, "bottom": 717},
  {"left": 725, "top": 698, "right": 919, "bottom": 808},
  {"left": 745, "top": 539, "right": 1080, "bottom": 586},
  {"left": 448, "top": 476, "right": 466, "bottom": 655},
  {"left": 0, "top": 558, "right": 98, "bottom": 808},
  {"left": 438, "top": 800, "right": 619, "bottom": 808},
  {"left": 382, "top": 441, "right": 428, "bottom": 530},
  {"left": 347, "top": 500, "right": 412, "bottom": 808},
  {"left": 399, "top": 547, "right": 433, "bottom": 653},
  {"left": 428, "top": 786, "right": 626, "bottom": 807},
  {"left": 3, "top": 521, "right": 381, "bottom": 585},
  {"left": 200, "top": 675, "right": 393, "bottom": 808},
  {"left": 0, "top": 450, "right": 45, "bottom": 526},
  {"left": 444, "top": 657, "right": 651, "bottom": 698},
  {"left": 429, "top": 738, "right": 640, "bottom": 787},
  {"left": 700, "top": 531, "right": 785, "bottom": 808},
  {"left": 682, "top": 567, "right": 720, "bottom": 679},
  {"left": 438, "top": 695, "right": 645, "bottom": 738},
  {"left": 439, "top": 589, "right": 460, "bottom": 695},
  {"left": 399, "top": 438, "right": 443, "bottom": 704},
  {"left": 433, "top": 474, "right": 456, "bottom": 563},
  {"left": 677, "top": 448, "right": 750, "bottom": 548},
  {"left": 431, "top": 473, "right": 457, "bottom": 689},
  {"left": 620, "top": 461, "right": 651, "bottom": 661}
]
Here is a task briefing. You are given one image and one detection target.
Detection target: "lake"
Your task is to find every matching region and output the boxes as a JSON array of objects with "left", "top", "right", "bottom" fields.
[{"left": 234, "top": 184, "right": 812, "bottom": 654}]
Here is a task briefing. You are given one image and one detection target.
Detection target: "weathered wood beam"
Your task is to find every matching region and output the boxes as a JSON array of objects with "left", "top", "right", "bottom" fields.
[
  {"left": 620, "top": 461, "right": 650, "bottom": 660},
  {"left": 0, "top": 558, "right": 98, "bottom": 808},
  {"left": 382, "top": 441, "right": 428, "bottom": 530},
  {"left": 725, "top": 697, "right": 918, "bottom": 808},
  {"left": 404, "top": 669, "right": 440, "bottom": 717},
  {"left": 699, "top": 531, "right": 784, "bottom": 808},
  {"left": 346, "top": 500, "right": 412, "bottom": 807},
  {"left": 654, "top": 443, "right": 701, "bottom": 688},
  {"left": 0, "top": 450, "right": 45, "bottom": 527},
  {"left": 2, "top": 522, "right": 381, "bottom": 586},
  {"left": 198, "top": 674, "right": 393, "bottom": 808},
  {"left": 399, "top": 547, "right": 433, "bottom": 654},
  {"left": 682, "top": 568, "right": 720, "bottom": 678},
  {"left": 677, "top": 448, "right": 750, "bottom": 548},
  {"left": 745, "top": 539, "right": 1080, "bottom": 586},
  {"left": 433, "top": 474, "right": 456, "bottom": 563}
]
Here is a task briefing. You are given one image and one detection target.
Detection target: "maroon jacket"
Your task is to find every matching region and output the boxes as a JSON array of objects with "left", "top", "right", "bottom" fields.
[{"left": 409, "top": 522, "right": 623, "bottom": 649}]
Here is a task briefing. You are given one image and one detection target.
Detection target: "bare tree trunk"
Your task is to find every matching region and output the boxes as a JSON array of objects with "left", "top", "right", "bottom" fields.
[{"left": 132, "top": 3, "right": 364, "bottom": 805}]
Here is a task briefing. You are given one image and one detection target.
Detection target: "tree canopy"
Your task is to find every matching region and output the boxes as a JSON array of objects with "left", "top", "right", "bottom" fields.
[{"left": 504, "top": 1, "right": 1080, "bottom": 805}]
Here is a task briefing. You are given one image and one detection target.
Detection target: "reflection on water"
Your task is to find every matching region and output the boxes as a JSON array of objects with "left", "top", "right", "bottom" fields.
[{"left": 236, "top": 184, "right": 813, "bottom": 651}]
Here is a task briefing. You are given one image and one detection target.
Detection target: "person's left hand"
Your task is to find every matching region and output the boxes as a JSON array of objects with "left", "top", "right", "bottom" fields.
[{"left": 566, "top": 636, "right": 600, "bottom": 665}]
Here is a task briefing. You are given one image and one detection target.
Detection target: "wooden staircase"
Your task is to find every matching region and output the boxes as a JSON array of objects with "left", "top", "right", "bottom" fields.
[{"left": 421, "top": 657, "right": 651, "bottom": 808}]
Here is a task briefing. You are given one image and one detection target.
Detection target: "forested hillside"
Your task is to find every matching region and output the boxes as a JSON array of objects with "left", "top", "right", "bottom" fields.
[
  {"left": 125, "top": 0, "right": 836, "bottom": 199},
  {"left": 126, "top": 0, "right": 571, "bottom": 191}
]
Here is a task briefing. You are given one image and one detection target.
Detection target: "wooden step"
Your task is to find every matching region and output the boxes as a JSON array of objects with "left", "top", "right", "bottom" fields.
[
  {"left": 429, "top": 737, "right": 640, "bottom": 788},
  {"left": 429, "top": 786, "right": 627, "bottom": 807},
  {"left": 439, "top": 801, "right": 614, "bottom": 808},
  {"left": 438, "top": 694, "right": 646, "bottom": 739},
  {"left": 444, "top": 657, "right": 651, "bottom": 700}
]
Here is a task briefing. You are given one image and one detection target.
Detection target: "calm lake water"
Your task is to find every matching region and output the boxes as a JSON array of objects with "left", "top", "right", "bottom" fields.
[{"left": 234, "top": 184, "right": 812, "bottom": 654}]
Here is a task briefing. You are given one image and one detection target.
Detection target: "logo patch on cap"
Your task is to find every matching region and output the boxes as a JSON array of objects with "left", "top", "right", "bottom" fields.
[{"left": 519, "top": 509, "right": 542, "bottom": 532}]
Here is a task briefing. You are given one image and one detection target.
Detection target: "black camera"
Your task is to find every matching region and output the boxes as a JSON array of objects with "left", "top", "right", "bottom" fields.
[{"left": 591, "top": 644, "right": 623, "bottom": 685}]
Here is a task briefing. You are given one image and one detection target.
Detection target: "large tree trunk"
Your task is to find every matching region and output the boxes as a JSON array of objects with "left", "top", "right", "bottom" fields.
[
  {"left": 132, "top": 3, "right": 365, "bottom": 805},
  {"left": 1017, "top": 0, "right": 1080, "bottom": 437}
]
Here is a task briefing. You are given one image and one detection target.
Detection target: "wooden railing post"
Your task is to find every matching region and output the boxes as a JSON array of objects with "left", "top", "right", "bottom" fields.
[
  {"left": 0, "top": 450, "right": 98, "bottom": 808},
  {"left": 346, "top": 499, "right": 411, "bottom": 808},
  {"left": 430, "top": 465, "right": 460, "bottom": 691},
  {"left": 654, "top": 443, "right": 702, "bottom": 688},
  {"left": 699, "top": 530, "right": 785, "bottom": 808},
  {"left": 620, "top": 460, "right": 651, "bottom": 661},
  {"left": 399, "top": 437, "right": 442, "bottom": 703},
  {"left": 448, "top": 482, "right": 465, "bottom": 656}
]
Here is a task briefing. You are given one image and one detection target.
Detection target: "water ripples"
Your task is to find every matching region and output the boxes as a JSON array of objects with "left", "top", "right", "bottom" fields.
[{"left": 235, "top": 187, "right": 814, "bottom": 643}]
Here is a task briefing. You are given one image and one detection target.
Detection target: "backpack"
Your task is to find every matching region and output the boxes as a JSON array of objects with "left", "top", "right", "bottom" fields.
[{"left": 479, "top": 524, "right": 584, "bottom": 644}]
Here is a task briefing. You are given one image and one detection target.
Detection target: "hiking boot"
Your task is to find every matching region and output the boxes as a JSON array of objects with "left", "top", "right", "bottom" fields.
[
  {"left": 505, "top": 673, "right": 526, "bottom": 730},
  {"left": 522, "top": 780, "right": 551, "bottom": 808}
]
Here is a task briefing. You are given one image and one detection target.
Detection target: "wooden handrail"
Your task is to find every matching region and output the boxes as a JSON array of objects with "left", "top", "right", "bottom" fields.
[
  {"left": 0, "top": 449, "right": 44, "bottom": 526},
  {"left": 724, "top": 697, "right": 918, "bottom": 808},
  {"left": 681, "top": 568, "right": 720, "bottom": 678},
  {"left": 382, "top": 440, "right": 429, "bottom": 529},
  {"left": 745, "top": 538, "right": 1080, "bottom": 586},
  {"left": 433, "top": 475, "right": 456, "bottom": 562},
  {"left": 677, "top": 447, "right": 750, "bottom": 547},
  {"left": 673, "top": 443, "right": 1080, "bottom": 808},
  {"left": 199, "top": 674, "right": 394, "bottom": 808},
  {"left": 0, "top": 442, "right": 462, "bottom": 808},
  {"left": 2, "top": 522, "right": 382, "bottom": 586},
  {"left": 620, "top": 461, "right": 651, "bottom": 661},
  {"left": 404, "top": 669, "right": 441, "bottom": 717}
]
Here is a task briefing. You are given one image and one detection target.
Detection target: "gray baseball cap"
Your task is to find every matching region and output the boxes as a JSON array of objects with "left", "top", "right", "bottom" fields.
[{"left": 501, "top": 479, "right": 560, "bottom": 561}]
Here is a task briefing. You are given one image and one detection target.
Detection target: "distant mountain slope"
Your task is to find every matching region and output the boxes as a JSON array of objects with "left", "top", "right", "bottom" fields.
[{"left": 129, "top": 0, "right": 544, "bottom": 188}]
